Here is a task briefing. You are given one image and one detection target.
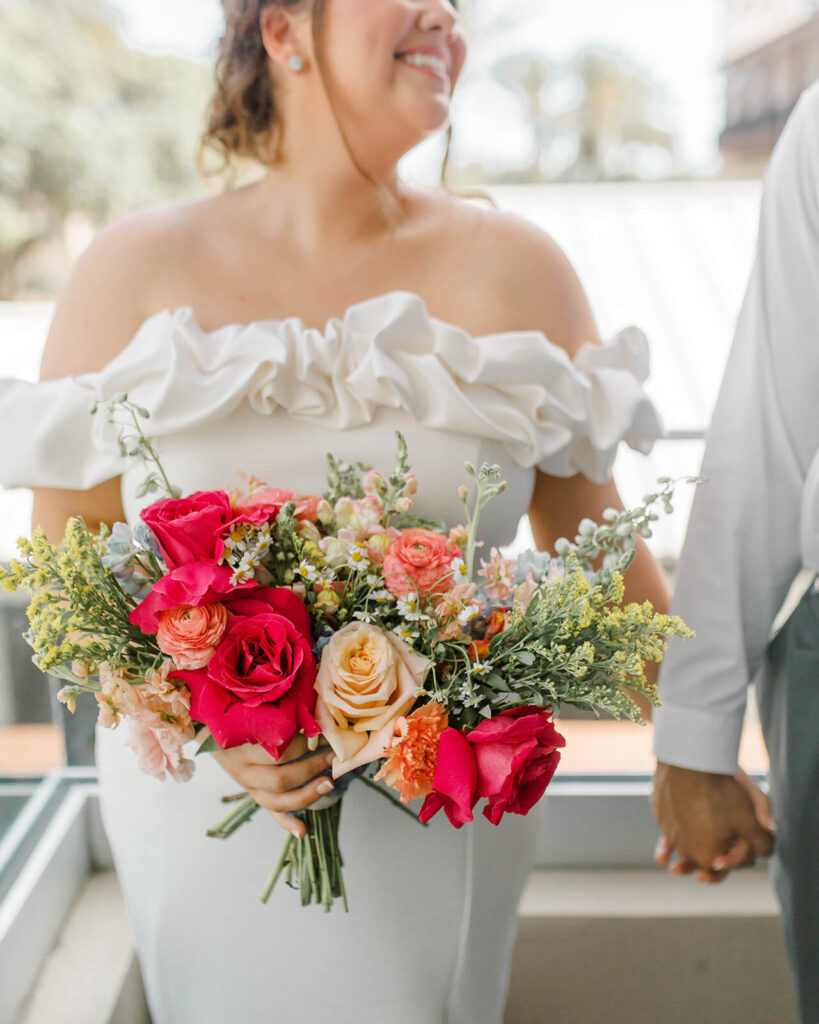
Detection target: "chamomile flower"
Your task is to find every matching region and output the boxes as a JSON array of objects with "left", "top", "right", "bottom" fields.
[
  {"left": 393, "top": 624, "right": 420, "bottom": 642},
  {"left": 450, "top": 556, "right": 469, "bottom": 582},
  {"left": 397, "top": 595, "right": 423, "bottom": 621},
  {"left": 297, "top": 561, "right": 320, "bottom": 583},
  {"left": 346, "top": 543, "right": 370, "bottom": 570},
  {"left": 457, "top": 603, "right": 481, "bottom": 626}
]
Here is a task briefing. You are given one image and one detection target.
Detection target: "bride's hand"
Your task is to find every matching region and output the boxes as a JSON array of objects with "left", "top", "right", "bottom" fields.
[{"left": 210, "top": 735, "right": 336, "bottom": 838}]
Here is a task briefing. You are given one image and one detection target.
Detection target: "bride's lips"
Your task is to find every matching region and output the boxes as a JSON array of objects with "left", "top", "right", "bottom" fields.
[{"left": 395, "top": 47, "right": 452, "bottom": 87}]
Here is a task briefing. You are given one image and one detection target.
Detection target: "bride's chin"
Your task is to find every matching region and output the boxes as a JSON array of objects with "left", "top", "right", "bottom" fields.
[{"left": 398, "top": 103, "right": 453, "bottom": 140}]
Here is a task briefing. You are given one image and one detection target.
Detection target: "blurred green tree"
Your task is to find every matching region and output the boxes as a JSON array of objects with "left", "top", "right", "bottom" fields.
[
  {"left": 0, "top": 0, "right": 211, "bottom": 297},
  {"left": 487, "top": 46, "right": 674, "bottom": 182}
]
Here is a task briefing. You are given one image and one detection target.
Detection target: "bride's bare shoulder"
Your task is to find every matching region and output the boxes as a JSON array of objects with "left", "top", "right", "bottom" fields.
[
  {"left": 39, "top": 196, "right": 218, "bottom": 380},
  {"left": 426, "top": 191, "right": 601, "bottom": 354}
]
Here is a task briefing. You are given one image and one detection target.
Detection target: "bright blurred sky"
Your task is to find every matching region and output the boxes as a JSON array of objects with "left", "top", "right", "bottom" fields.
[{"left": 107, "top": 0, "right": 726, "bottom": 171}]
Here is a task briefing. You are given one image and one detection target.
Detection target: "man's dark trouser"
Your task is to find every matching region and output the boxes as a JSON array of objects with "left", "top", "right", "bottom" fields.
[{"left": 758, "top": 584, "right": 819, "bottom": 1024}]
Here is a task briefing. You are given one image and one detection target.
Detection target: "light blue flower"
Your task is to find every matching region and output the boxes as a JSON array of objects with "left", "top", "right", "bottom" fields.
[
  {"left": 134, "top": 521, "right": 163, "bottom": 561},
  {"left": 513, "top": 549, "right": 553, "bottom": 585}
]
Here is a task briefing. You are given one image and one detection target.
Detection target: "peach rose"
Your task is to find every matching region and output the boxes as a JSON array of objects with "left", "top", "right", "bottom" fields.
[
  {"left": 382, "top": 528, "right": 459, "bottom": 600},
  {"left": 156, "top": 603, "right": 229, "bottom": 670},
  {"left": 315, "top": 622, "right": 432, "bottom": 778}
]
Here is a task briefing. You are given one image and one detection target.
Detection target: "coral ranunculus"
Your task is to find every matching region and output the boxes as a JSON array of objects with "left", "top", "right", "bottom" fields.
[
  {"left": 374, "top": 702, "right": 449, "bottom": 803},
  {"left": 156, "top": 603, "right": 228, "bottom": 669},
  {"left": 382, "top": 528, "right": 459, "bottom": 600},
  {"left": 173, "top": 588, "right": 320, "bottom": 760},
  {"left": 467, "top": 706, "right": 565, "bottom": 825}
]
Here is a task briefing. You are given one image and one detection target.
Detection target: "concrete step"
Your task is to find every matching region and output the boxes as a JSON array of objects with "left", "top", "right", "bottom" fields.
[{"left": 16, "top": 868, "right": 798, "bottom": 1024}]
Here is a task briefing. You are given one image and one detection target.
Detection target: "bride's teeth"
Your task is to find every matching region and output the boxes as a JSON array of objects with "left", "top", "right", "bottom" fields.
[{"left": 398, "top": 53, "right": 447, "bottom": 75}]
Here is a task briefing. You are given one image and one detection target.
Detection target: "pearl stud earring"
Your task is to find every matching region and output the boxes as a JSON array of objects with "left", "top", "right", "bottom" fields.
[{"left": 288, "top": 54, "right": 304, "bottom": 72}]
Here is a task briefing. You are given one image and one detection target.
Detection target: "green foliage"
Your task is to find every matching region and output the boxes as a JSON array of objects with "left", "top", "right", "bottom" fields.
[{"left": 0, "top": 517, "right": 162, "bottom": 676}]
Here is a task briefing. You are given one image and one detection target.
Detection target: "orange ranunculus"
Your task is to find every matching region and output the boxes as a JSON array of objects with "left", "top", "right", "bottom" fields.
[
  {"left": 382, "top": 528, "right": 459, "bottom": 600},
  {"left": 156, "top": 603, "right": 229, "bottom": 670},
  {"left": 374, "top": 702, "right": 449, "bottom": 803}
]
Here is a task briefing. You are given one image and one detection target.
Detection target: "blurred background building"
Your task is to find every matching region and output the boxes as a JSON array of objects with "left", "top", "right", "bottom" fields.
[{"left": 720, "top": 0, "right": 819, "bottom": 172}]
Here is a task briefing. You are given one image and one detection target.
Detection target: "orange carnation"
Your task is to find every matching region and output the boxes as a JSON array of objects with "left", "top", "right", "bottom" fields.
[{"left": 374, "top": 702, "right": 449, "bottom": 803}]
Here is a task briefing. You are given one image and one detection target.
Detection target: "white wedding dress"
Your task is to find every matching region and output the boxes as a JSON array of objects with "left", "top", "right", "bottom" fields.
[{"left": 0, "top": 290, "right": 661, "bottom": 1023}]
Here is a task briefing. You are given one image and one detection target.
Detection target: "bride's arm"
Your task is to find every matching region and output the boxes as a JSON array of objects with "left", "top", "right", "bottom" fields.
[{"left": 31, "top": 216, "right": 161, "bottom": 542}]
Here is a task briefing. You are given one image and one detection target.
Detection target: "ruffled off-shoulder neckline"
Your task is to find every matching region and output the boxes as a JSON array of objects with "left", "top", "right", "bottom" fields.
[{"left": 0, "top": 289, "right": 663, "bottom": 491}]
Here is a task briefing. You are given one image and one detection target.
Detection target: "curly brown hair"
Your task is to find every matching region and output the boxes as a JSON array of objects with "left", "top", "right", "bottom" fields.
[{"left": 199, "top": 0, "right": 455, "bottom": 196}]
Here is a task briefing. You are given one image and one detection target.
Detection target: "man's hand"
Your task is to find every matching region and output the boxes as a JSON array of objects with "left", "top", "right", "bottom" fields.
[{"left": 652, "top": 763, "right": 775, "bottom": 883}]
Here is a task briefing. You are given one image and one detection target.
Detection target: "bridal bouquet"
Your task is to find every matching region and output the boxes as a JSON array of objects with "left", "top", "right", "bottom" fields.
[{"left": 1, "top": 396, "right": 693, "bottom": 911}]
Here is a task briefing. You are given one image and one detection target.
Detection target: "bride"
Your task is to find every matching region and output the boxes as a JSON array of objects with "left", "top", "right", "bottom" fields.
[{"left": 7, "top": 1, "right": 671, "bottom": 1020}]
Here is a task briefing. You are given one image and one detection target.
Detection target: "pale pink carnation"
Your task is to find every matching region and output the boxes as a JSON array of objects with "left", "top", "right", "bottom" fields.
[
  {"left": 95, "top": 664, "right": 132, "bottom": 729},
  {"left": 156, "top": 602, "right": 228, "bottom": 670},
  {"left": 479, "top": 548, "right": 517, "bottom": 602},
  {"left": 135, "top": 660, "right": 194, "bottom": 722},
  {"left": 95, "top": 660, "right": 193, "bottom": 734},
  {"left": 127, "top": 718, "right": 196, "bottom": 782}
]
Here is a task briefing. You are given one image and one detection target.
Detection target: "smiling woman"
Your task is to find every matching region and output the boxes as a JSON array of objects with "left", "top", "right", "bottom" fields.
[
  {"left": 0, "top": 0, "right": 674, "bottom": 1021},
  {"left": 201, "top": 0, "right": 466, "bottom": 200}
]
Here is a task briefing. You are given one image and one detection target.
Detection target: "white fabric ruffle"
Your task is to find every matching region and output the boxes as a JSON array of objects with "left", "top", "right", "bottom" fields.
[{"left": 0, "top": 290, "right": 662, "bottom": 491}]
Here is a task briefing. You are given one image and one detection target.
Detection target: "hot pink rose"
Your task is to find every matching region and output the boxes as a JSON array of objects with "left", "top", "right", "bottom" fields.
[
  {"left": 418, "top": 727, "right": 478, "bottom": 828},
  {"left": 140, "top": 489, "right": 279, "bottom": 571},
  {"left": 382, "top": 528, "right": 459, "bottom": 600},
  {"left": 467, "top": 707, "right": 565, "bottom": 825},
  {"left": 232, "top": 487, "right": 322, "bottom": 523},
  {"left": 141, "top": 491, "right": 233, "bottom": 568},
  {"left": 156, "top": 603, "right": 229, "bottom": 670},
  {"left": 173, "top": 587, "right": 320, "bottom": 760},
  {"left": 129, "top": 563, "right": 256, "bottom": 634}
]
